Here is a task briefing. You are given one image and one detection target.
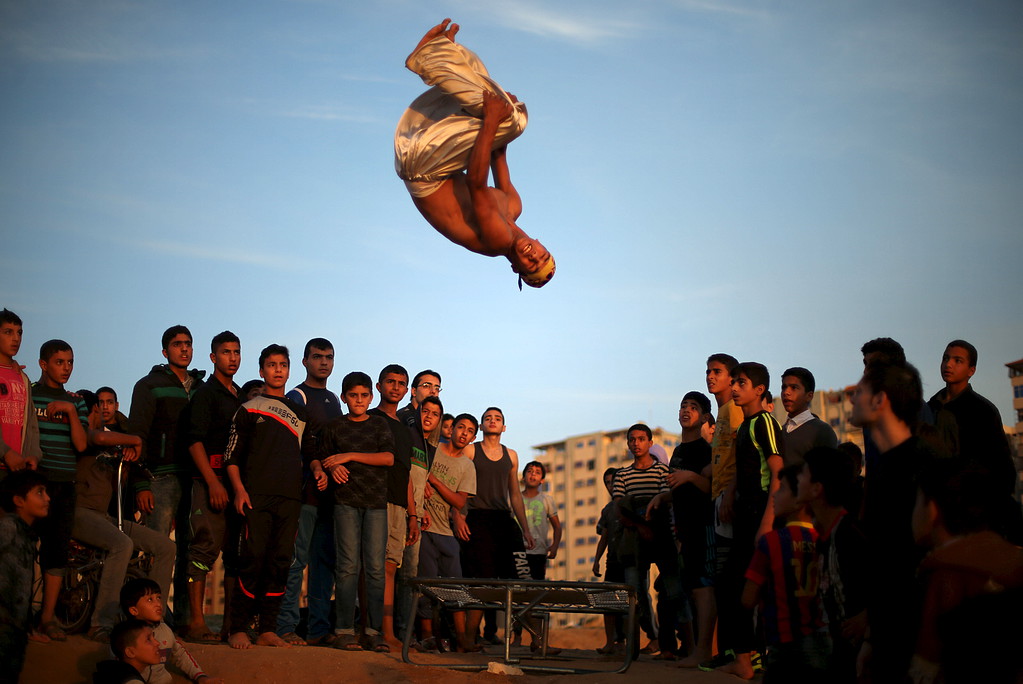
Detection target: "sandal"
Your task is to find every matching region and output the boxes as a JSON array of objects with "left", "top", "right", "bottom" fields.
[
  {"left": 332, "top": 633, "right": 362, "bottom": 651},
  {"left": 279, "top": 632, "right": 307, "bottom": 646},
  {"left": 37, "top": 621, "right": 67, "bottom": 642},
  {"left": 413, "top": 637, "right": 439, "bottom": 653},
  {"left": 307, "top": 633, "right": 336, "bottom": 647}
]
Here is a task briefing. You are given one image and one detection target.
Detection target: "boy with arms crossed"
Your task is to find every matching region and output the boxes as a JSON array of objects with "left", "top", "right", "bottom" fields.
[
  {"left": 318, "top": 371, "right": 395, "bottom": 652},
  {"left": 224, "top": 344, "right": 314, "bottom": 649}
]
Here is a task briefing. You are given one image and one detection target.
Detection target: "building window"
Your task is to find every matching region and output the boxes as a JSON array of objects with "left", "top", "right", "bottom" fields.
[
  {"left": 576, "top": 500, "right": 585, "bottom": 507},
  {"left": 588, "top": 439, "right": 596, "bottom": 446},
  {"left": 574, "top": 519, "right": 585, "bottom": 527},
  {"left": 574, "top": 538, "right": 587, "bottom": 546},
  {"left": 608, "top": 455, "right": 618, "bottom": 463},
  {"left": 554, "top": 483, "right": 565, "bottom": 492},
  {"left": 555, "top": 463, "right": 565, "bottom": 471},
  {"left": 576, "top": 442, "right": 584, "bottom": 449},
  {"left": 586, "top": 459, "right": 596, "bottom": 470},
  {"left": 573, "top": 461, "right": 584, "bottom": 469},
  {"left": 576, "top": 558, "right": 587, "bottom": 564},
  {"left": 586, "top": 478, "right": 596, "bottom": 486},
  {"left": 587, "top": 497, "right": 597, "bottom": 505}
]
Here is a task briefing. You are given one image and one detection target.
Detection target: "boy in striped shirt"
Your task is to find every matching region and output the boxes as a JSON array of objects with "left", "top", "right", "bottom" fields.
[{"left": 743, "top": 464, "right": 830, "bottom": 682}]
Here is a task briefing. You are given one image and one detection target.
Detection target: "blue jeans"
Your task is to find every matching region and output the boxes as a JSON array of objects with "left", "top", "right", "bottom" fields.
[
  {"left": 277, "top": 504, "right": 335, "bottom": 639},
  {"left": 394, "top": 535, "right": 421, "bottom": 638},
  {"left": 333, "top": 504, "right": 386, "bottom": 634},
  {"left": 145, "top": 474, "right": 190, "bottom": 626}
]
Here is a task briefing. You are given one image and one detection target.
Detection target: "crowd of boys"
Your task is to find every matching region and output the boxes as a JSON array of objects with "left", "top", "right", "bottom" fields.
[
  {"left": 590, "top": 344, "right": 1022, "bottom": 684},
  {"left": 1, "top": 302, "right": 1020, "bottom": 683}
]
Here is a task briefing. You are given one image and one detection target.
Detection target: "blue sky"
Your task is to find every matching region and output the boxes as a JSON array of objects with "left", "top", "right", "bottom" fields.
[{"left": 2, "top": 0, "right": 1021, "bottom": 452}]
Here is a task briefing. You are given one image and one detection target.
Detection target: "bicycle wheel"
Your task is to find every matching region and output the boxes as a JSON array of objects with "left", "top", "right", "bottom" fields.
[{"left": 56, "top": 568, "right": 96, "bottom": 634}]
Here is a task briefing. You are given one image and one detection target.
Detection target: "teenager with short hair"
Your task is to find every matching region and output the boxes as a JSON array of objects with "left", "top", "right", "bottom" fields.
[
  {"left": 458, "top": 406, "right": 535, "bottom": 648},
  {"left": 32, "top": 339, "right": 89, "bottom": 643},
  {"left": 416, "top": 413, "right": 477, "bottom": 652},
  {"left": 510, "top": 460, "right": 561, "bottom": 647},
  {"left": 369, "top": 364, "right": 420, "bottom": 650},
  {"left": 850, "top": 360, "right": 936, "bottom": 682},
  {"left": 0, "top": 308, "right": 41, "bottom": 476},
  {"left": 704, "top": 352, "right": 743, "bottom": 670},
  {"left": 318, "top": 371, "right": 395, "bottom": 652},
  {"left": 667, "top": 391, "right": 716, "bottom": 667},
  {"left": 180, "top": 331, "right": 242, "bottom": 644},
  {"left": 126, "top": 325, "right": 205, "bottom": 629},
  {"left": 779, "top": 367, "right": 837, "bottom": 465},
  {"left": 277, "top": 338, "right": 342, "bottom": 647},
  {"left": 716, "top": 361, "right": 783, "bottom": 679},
  {"left": 224, "top": 344, "right": 313, "bottom": 650}
]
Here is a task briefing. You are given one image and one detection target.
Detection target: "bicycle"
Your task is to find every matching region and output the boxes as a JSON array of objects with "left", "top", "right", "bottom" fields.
[{"left": 32, "top": 449, "right": 155, "bottom": 634}]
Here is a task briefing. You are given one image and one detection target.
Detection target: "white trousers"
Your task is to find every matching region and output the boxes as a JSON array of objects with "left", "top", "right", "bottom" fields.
[{"left": 394, "top": 37, "right": 528, "bottom": 198}]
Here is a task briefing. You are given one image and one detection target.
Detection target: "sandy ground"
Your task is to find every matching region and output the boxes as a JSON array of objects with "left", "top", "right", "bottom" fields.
[{"left": 20, "top": 625, "right": 752, "bottom": 684}]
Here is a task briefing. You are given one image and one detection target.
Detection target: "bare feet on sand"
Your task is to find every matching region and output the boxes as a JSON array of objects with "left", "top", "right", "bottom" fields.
[
  {"left": 255, "top": 632, "right": 291, "bottom": 648},
  {"left": 228, "top": 632, "right": 253, "bottom": 650}
]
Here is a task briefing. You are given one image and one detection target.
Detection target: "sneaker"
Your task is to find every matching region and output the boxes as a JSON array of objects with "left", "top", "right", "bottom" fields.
[
  {"left": 698, "top": 650, "right": 735, "bottom": 671},
  {"left": 750, "top": 649, "right": 765, "bottom": 674}
]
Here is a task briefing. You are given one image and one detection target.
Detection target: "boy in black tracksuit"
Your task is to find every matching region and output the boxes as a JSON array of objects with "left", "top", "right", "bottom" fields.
[{"left": 224, "top": 344, "right": 319, "bottom": 649}]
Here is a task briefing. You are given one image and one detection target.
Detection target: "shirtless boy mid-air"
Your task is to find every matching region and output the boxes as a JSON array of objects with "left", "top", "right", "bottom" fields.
[{"left": 394, "top": 19, "right": 555, "bottom": 289}]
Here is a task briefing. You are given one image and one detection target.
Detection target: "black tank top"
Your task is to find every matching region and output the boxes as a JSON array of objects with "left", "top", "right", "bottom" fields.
[{"left": 471, "top": 443, "right": 512, "bottom": 511}]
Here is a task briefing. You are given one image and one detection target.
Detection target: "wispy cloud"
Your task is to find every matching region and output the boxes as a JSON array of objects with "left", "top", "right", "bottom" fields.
[
  {"left": 279, "top": 105, "right": 381, "bottom": 123},
  {"left": 672, "top": 0, "right": 770, "bottom": 19},
  {"left": 448, "top": 0, "right": 641, "bottom": 43}
]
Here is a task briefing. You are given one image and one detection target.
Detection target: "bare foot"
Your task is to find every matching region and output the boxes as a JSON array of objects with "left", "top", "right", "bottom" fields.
[
  {"left": 28, "top": 630, "right": 52, "bottom": 644},
  {"left": 255, "top": 631, "right": 291, "bottom": 648},
  {"left": 717, "top": 655, "right": 754, "bottom": 680},
  {"left": 384, "top": 635, "right": 403, "bottom": 651},
  {"left": 228, "top": 632, "right": 253, "bottom": 650},
  {"left": 677, "top": 651, "right": 709, "bottom": 668},
  {"left": 411, "top": 18, "right": 453, "bottom": 57}
]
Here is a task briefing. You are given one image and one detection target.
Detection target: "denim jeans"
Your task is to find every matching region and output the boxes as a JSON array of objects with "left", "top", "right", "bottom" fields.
[
  {"left": 145, "top": 474, "right": 191, "bottom": 626},
  {"left": 277, "top": 503, "right": 335, "bottom": 639},
  {"left": 394, "top": 535, "right": 421, "bottom": 638},
  {"left": 333, "top": 503, "right": 386, "bottom": 634}
]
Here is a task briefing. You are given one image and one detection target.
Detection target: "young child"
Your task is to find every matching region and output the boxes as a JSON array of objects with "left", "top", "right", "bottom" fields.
[
  {"left": 592, "top": 467, "right": 624, "bottom": 654},
  {"left": 511, "top": 460, "right": 562, "bottom": 646},
  {"left": 94, "top": 619, "right": 163, "bottom": 684},
  {"left": 798, "top": 446, "right": 867, "bottom": 684},
  {"left": 317, "top": 371, "right": 395, "bottom": 652},
  {"left": 743, "top": 464, "right": 830, "bottom": 683},
  {"left": 909, "top": 459, "right": 1023, "bottom": 684},
  {"left": 0, "top": 469, "right": 49, "bottom": 681},
  {"left": 118, "top": 579, "right": 222, "bottom": 684}
]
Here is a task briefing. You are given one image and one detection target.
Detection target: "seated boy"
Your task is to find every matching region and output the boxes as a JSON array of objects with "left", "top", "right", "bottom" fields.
[
  {"left": 798, "top": 446, "right": 867, "bottom": 684},
  {"left": 0, "top": 469, "right": 49, "bottom": 682},
  {"left": 94, "top": 619, "right": 162, "bottom": 684},
  {"left": 119, "top": 578, "right": 222, "bottom": 684},
  {"left": 73, "top": 390, "right": 175, "bottom": 643},
  {"left": 743, "top": 464, "right": 830, "bottom": 683}
]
